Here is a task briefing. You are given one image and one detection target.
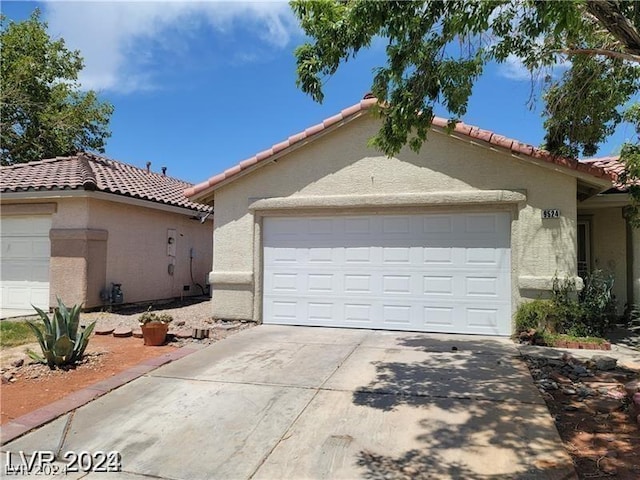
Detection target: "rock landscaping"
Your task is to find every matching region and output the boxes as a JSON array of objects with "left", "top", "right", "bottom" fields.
[{"left": 523, "top": 351, "right": 640, "bottom": 478}]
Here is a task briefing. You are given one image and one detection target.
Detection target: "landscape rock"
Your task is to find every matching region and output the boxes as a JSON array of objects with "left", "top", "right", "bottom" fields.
[
  {"left": 173, "top": 329, "right": 193, "bottom": 339},
  {"left": 592, "top": 355, "right": 617, "bottom": 371},
  {"left": 587, "top": 397, "right": 621, "bottom": 414},
  {"left": 113, "top": 327, "right": 132, "bottom": 338},
  {"left": 624, "top": 379, "right": 640, "bottom": 396},
  {"left": 11, "top": 358, "right": 24, "bottom": 368},
  {"left": 573, "top": 365, "right": 589, "bottom": 376},
  {"left": 539, "top": 380, "right": 559, "bottom": 391},
  {"left": 1, "top": 375, "right": 9, "bottom": 384},
  {"left": 561, "top": 388, "right": 576, "bottom": 395},
  {"left": 550, "top": 371, "right": 572, "bottom": 385},
  {"left": 577, "top": 386, "right": 594, "bottom": 398},
  {"left": 95, "top": 326, "right": 115, "bottom": 335},
  {"left": 175, "top": 320, "right": 186, "bottom": 327}
]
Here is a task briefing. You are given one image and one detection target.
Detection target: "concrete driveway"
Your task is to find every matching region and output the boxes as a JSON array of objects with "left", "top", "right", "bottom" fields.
[{"left": 2, "top": 326, "right": 575, "bottom": 479}]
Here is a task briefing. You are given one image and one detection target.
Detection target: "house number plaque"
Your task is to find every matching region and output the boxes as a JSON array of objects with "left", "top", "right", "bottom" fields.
[{"left": 542, "top": 209, "right": 560, "bottom": 219}]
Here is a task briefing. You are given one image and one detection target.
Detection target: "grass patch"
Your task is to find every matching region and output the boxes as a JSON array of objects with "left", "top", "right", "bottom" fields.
[{"left": 0, "top": 320, "right": 43, "bottom": 349}]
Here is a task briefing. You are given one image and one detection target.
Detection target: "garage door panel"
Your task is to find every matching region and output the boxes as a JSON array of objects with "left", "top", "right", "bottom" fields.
[
  {"left": 263, "top": 213, "right": 511, "bottom": 335},
  {"left": 1, "top": 216, "right": 51, "bottom": 314}
]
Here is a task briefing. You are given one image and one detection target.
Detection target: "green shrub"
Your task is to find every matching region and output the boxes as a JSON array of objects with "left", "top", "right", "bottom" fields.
[
  {"left": 517, "top": 272, "right": 618, "bottom": 343},
  {"left": 578, "top": 270, "right": 617, "bottom": 336},
  {"left": 26, "top": 298, "right": 96, "bottom": 368},
  {"left": 515, "top": 299, "right": 563, "bottom": 335},
  {"left": 551, "top": 275, "right": 583, "bottom": 332}
]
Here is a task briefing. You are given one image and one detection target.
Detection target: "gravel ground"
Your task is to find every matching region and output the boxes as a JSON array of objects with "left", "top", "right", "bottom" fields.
[
  {"left": 1, "top": 296, "right": 254, "bottom": 352},
  {"left": 81, "top": 296, "right": 218, "bottom": 330},
  {"left": 80, "top": 296, "right": 256, "bottom": 346}
]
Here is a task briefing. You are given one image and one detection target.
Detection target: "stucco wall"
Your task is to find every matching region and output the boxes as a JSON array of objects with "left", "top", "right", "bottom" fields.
[
  {"left": 210, "top": 115, "right": 579, "bottom": 323},
  {"left": 86, "top": 198, "right": 213, "bottom": 305},
  {"left": 1, "top": 196, "right": 213, "bottom": 309},
  {"left": 579, "top": 207, "right": 627, "bottom": 313}
]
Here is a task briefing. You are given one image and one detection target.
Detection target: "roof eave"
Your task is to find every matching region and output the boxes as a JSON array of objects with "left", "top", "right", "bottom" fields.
[{"left": 188, "top": 109, "right": 371, "bottom": 204}]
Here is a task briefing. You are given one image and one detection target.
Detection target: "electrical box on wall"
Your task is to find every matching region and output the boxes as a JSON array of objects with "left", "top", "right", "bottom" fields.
[{"left": 167, "top": 229, "right": 177, "bottom": 257}]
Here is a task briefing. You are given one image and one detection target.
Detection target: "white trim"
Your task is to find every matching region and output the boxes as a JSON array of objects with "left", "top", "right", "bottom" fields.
[{"left": 0, "top": 190, "right": 213, "bottom": 218}]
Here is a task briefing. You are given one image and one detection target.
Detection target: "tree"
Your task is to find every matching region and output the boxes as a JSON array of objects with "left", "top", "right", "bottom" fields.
[
  {"left": 291, "top": 0, "right": 639, "bottom": 169},
  {"left": 0, "top": 10, "right": 113, "bottom": 165}
]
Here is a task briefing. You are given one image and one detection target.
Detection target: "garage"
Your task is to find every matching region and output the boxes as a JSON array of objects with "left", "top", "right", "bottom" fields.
[
  {"left": 0, "top": 216, "right": 51, "bottom": 317},
  {"left": 263, "top": 212, "right": 512, "bottom": 335}
]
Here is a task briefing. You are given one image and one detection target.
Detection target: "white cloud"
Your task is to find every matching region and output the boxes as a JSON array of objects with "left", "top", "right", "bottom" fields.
[
  {"left": 43, "top": 0, "right": 301, "bottom": 93},
  {"left": 498, "top": 54, "right": 532, "bottom": 81}
]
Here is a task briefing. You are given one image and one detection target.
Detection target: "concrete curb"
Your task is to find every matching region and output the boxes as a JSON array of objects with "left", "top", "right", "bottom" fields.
[{"left": 0, "top": 345, "right": 199, "bottom": 446}]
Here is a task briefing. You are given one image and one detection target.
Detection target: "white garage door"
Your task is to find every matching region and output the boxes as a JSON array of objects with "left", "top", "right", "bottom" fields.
[
  {"left": 263, "top": 213, "right": 512, "bottom": 335},
  {"left": 0, "top": 216, "right": 51, "bottom": 317}
]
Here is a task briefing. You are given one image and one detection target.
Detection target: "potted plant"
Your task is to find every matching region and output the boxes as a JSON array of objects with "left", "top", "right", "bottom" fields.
[{"left": 138, "top": 310, "right": 173, "bottom": 346}]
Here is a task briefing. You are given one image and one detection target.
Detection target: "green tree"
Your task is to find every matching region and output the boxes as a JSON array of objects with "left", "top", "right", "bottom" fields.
[
  {"left": 0, "top": 10, "right": 113, "bottom": 165},
  {"left": 292, "top": 1, "right": 639, "bottom": 181}
]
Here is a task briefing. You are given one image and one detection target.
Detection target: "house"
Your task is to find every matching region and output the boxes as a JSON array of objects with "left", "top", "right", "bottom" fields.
[
  {"left": 186, "top": 97, "right": 636, "bottom": 336},
  {"left": 0, "top": 153, "right": 213, "bottom": 318}
]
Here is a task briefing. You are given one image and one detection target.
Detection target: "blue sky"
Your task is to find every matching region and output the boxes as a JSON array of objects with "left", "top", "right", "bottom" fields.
[{"left": 3, "top": 1, "right": 636, "bottom": 185}]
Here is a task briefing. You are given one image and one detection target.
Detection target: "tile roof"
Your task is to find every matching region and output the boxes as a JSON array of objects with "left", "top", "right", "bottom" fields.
[
  {"left": 185, "top": 97, "right": 616, "bottom": 200},
  {"left": 1, "top": 153, "right": 212, "bottom": 212},
  {"left": 580, "top": 156, "right": 629, "bottom": 190}
]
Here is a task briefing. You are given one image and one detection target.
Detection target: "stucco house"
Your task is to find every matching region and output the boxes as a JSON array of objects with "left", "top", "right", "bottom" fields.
[
  {"left": 186, "top": 97, "right": 636, "bottom": 336},
  {"left": 0, "top": 153, "right": 213, "bottom": 318}
]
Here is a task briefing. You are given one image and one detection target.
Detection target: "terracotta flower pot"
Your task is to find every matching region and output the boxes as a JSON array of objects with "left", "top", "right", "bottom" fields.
[{"left": 141, "top": 322, "right": 169, "bottom": 346}]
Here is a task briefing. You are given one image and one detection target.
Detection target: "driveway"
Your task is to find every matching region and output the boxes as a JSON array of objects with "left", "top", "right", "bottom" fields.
[{"left": 2, "top": 326, "right": 575, "bottom": 479}]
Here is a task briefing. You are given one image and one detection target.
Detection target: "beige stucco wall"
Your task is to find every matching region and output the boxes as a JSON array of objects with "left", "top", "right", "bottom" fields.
[
  {"left": 209, "top": 114, "right": 580, "bottom": 325},
  {"left": 86, "top": 198, "right": 212, "bottom": 305},
  {"left": 578, "top": 207, "right": 627, "bottom": 313},
  {"left": 1, "top": 196, "right": 213, "bottom": 309}
]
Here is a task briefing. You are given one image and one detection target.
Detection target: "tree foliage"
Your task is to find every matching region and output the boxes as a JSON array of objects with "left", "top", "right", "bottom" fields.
[
  {"left": 0, "top": 10, "right": 113, "bottom": 165},
  {"left": 292, "top": 0, "right": 640, "bottom": 160}
]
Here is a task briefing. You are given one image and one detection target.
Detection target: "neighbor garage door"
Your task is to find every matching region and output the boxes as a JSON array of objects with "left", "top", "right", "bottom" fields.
[
  {"left": 0, "top": 216, "right": 51, "bottom": 317},
  {"left": 263, "top": 213, "right": 511, "bottom": 335}
]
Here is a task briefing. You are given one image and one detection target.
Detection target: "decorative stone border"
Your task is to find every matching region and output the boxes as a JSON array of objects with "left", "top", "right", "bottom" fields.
[{"left": 553, "top": 340, "right": 611, "bottom": 350}]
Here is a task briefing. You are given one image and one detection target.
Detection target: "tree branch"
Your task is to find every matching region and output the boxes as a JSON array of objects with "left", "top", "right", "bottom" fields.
[
  {"left": 559, "top": 47, "right": 640, "bottom": 63},
  {"left": 585, "top": 0, "right": 640, "bottom": 55}
]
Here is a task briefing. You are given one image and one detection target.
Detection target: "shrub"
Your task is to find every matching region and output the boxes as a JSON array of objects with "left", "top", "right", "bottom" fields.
[
  {"left": 551, "top": 275, "right": 583, "bottom": 332},
  {"left": 26, "top": 298, "right": 96, "bottom": 368},
  {"left": 517, "top": 272, "right": 619, "bottom": 343},
  {"left": 138, "top": 309, "right": 173, "bottom": 325},
  {"left": 578, "top": 269, "right": 617, "bottom": 336},
  {"left": 514, "top": 299, "right": 563, "bottom": 335}
]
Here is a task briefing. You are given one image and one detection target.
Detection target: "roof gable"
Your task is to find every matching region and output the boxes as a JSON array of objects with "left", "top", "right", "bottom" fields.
[
  {"left": 1, "top": 153, "right": 212, "bottom": 212},
  {"left": 185, "top": 97, "right": 617, "bottom": 202}
]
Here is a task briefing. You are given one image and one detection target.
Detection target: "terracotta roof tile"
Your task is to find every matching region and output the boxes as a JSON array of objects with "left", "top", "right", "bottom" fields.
[
  {"left": 185, "top": 97, "right": 617, "bottom": 199},
  {"left": 581, "top": 156, "right": 628, "bottom": 190},
  {"left": 1, "top": 153, "right": 212, "bottom": 212}
]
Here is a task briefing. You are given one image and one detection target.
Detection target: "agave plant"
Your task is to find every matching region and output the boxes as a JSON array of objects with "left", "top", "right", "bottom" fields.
[{"left": 26, "top": 297, "right": 97, "bottom": 368}]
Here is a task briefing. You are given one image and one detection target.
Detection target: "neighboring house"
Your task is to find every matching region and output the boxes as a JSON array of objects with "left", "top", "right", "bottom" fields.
[
  {"left": 186, "top": 96, "right": 636, "bottom": 336},
  {"left": 0, "top": 153, "right": 213, "bottom": 318}
]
